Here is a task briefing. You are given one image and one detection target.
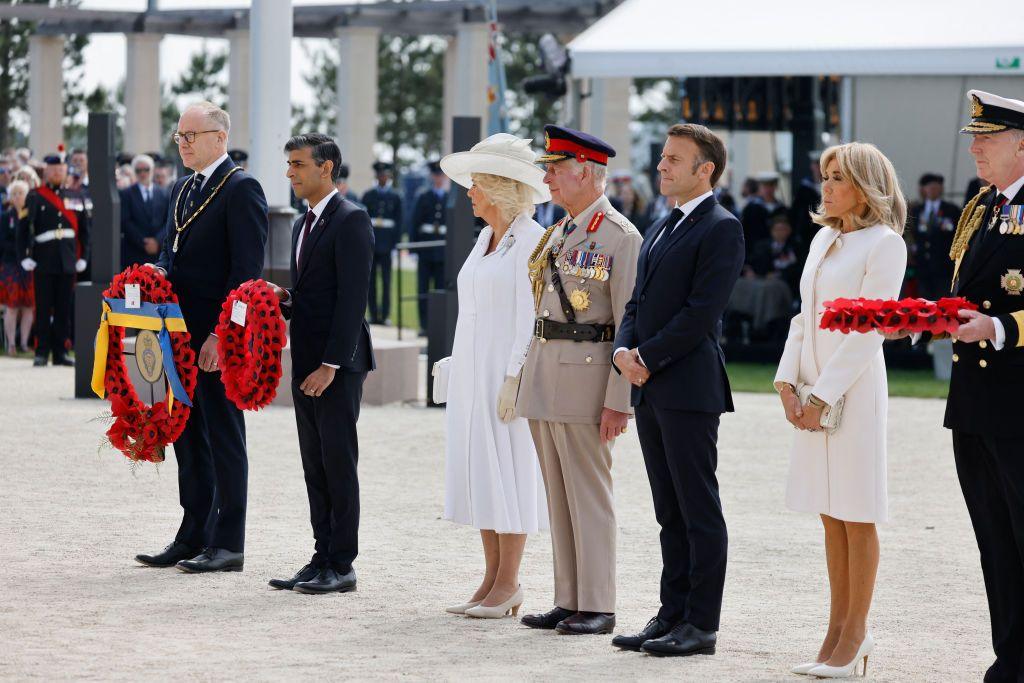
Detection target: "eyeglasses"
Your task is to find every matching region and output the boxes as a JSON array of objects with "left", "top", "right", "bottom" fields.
[
  {"left": 173, "top": 130, "right": 220, "bottom": 145},
  {"left": 134, "top": 166, "right": 151, "bottom": 173}
]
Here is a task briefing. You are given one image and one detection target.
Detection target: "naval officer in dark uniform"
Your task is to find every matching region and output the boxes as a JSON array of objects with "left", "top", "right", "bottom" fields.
[
  {"left": 410, "top": 160, "right": 447, "bottom": 334},
  {"left": 135, "top": 101, "right": 268, "bottom": 574},
  {"left": 940, "top": 90, "right": 1024, "bottom": 683},
  {"left": 15, "top": 152, "right": 90, "bottom": 367},
  {"left": 361, "top": 161, "right": 402, "bottom": 325}
]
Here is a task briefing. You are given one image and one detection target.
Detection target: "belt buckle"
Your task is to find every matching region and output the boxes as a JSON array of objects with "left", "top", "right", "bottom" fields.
[
  {"left": 55, "top": 227, "right": 64, "bottom": 240},
  {"left": 534, "top": 318, "right": 547, "bottom": 343}
]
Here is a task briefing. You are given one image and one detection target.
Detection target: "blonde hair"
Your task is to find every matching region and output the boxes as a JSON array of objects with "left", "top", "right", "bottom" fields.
[
  {"left": 13, "top": 166, "right": 39, "bottom": 189},
  {"left": 470, "top": 172, "right": 536, "bottom": 225},
  {"left": 812, "top": 142, "right": 907, "bottom": 235}
]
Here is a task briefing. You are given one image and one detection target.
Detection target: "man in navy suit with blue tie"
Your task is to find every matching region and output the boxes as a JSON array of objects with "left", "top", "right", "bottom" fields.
[
  {"left": 612, "top": 124, "right": 744, "bottom": 656},
  {"left": 119, "top": 154, "right": 169, "bottom": 268},
  {"left": 266, "top": 134, "right": 375, "bottom": 594},
  {"left": 135, "top": 101, "right": 268, "bottom": 573}
]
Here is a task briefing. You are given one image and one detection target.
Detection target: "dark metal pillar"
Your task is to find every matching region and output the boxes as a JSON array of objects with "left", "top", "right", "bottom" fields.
[
  {"left": 426, "top": 115, "right": 480, "bottom": 406},
  {"left": 75, "top": 112, "right": 121, "bottom": 398}
]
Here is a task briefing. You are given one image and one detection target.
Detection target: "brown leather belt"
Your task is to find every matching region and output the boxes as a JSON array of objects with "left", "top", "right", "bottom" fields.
[{"left": 534, "top": 318, "right": 615, "bottom": 343}]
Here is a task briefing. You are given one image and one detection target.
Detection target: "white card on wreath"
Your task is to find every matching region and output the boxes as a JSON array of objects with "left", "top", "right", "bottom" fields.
[
  {"left": 231, "top": 300, "right": 247, "bottom": 326},
  {"left": 125, "top": 283, "right": 141, "bottom": 309}
]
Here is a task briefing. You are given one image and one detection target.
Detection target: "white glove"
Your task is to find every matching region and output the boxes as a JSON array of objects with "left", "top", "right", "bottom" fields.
[
  {"left": 497, "top": 374, "right": 520, "bottom": 424},
  {"left": 75, "top": 259, "right": 87, "bottom": 273},
  {"left": 142, "top": 263, "right": 167, "bottom": 276},
  {"left": 20, "top": 258, "right": 36, "bottom": 272}
]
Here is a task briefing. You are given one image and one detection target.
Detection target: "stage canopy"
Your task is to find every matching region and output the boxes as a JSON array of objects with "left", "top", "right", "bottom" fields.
[{"left": 568, "top": 0, "right": 1024, "bottom": 78}]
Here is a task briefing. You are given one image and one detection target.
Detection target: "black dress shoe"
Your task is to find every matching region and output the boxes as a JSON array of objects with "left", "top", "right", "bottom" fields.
[
  {"left": 520, "top": 606, "right": 575, "bottom": 630},
  {"left": 556, "top": 611, "right": 616, "bottom": 635},
  {"left": 268, "top": 563, "right": 320, "bottom": 590},
  {"left": 33, "top": 355, "right": 47, "bottom": 367},
  {"left": 293, "top": 567, "right": 357, "bottom": 594},
  {"left": 176, "top": 547, "right": 244, "bottom": 573},
  {"left": 641, "top": 623, "right": 717, "bottom": 657},
  {"left": 612, "top": 616, "right": 672, "bottom": 651},
  {"left": 135, "top": 541, "right": 200, "bottom": 568},
  {"left": 53, "top": 355, "right": 74, "bottom": 366}
]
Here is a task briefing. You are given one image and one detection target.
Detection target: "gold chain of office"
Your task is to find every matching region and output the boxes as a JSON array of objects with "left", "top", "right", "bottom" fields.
[{"left": 172, "top": 167, "right": 242, "bottom": 252}]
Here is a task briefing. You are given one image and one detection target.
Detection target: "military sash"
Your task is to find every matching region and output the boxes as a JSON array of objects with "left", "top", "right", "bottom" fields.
[{"left": 36, "top": 185, "right": 80, "bottom": 234}]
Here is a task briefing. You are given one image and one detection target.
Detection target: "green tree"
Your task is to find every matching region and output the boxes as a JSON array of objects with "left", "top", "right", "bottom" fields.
[
  {"left": 376, "top": 35, "right": 445, "bottom": 168},
  {"left": 0, "top": 0, "right": 89, "bottom": 149},
  {"left": 500, "top": 33, "right": 562, "bottom": 143},
  {"left": 170, "top": 48, "right": 228, "bottom": 107}
]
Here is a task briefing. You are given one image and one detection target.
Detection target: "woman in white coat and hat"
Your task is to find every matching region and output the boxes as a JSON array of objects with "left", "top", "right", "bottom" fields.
[
  {"left": 439, "top": 133, "right": 551, "bottom": 619},
  {"left": 774, "top": 142, "right": 907, "bottom": 678}
]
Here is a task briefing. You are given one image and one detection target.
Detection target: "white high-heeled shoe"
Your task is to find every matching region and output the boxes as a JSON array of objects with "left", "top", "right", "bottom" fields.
[
  {"left": 791, "top": 661, "right": 825, "bottom": 675},
  {"left": 464, "top": 586, "right": 523, "bottom": 619},
  {"left": 808, "top": 633, "right": 875, "bottom": 679},
  {"left": 445, "top": 600, "right": 481, "bottom": 615}
]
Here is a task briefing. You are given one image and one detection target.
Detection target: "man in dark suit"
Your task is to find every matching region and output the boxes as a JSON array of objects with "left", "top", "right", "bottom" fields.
[
  {"left": 789, "top": 154, "right": 822, "bottom": 258},
  {"left": 15, "top": 152, "right": 90, "bottom": 367},
  {"left": 740, "top": 171, "right": 787, "bottom": 261},
  {"left": 907, "top": 172, "right": 961, "bottom": 299},
  {"left": 266, "top": 134, "right": 375, "bottom": 594},
  {"left": 611, "top": 123, "right": 744, "bottom": 657},
  {"left": 135, "top": 101, "right": 268, "bottom": 573},
  {"left": 119, "top": 154, "right": 170, "bottom": 269},
  {"left": 409, "top": 161, "right": 447, "bottom": 335},
  {"left": 940, "top": 90, "right": 1024, "bottom": 683},
  {"left": 361, "top": 161, "right": 402, "bottom": 324}
]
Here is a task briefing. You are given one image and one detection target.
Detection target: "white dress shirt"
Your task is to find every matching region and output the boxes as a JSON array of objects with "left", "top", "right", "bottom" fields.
[
  {"left": 616, "top": 189, "right": 715, "bottom": 367},
  {"left": 195, "top": 152, "right": 230, "bottom": 191}
]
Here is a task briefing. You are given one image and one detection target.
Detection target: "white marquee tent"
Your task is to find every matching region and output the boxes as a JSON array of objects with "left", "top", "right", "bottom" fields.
[{"left": 569, "top": 0, "right": 1023, "bottom": 78}]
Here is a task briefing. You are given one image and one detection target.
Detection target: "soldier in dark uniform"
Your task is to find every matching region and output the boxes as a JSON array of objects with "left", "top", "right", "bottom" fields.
[
  {"left": 334, "top": 163, "right": 360, "bottom": 205},
  {"left": 361, "top": 161, "right": 402, "bottom": 324},
  {"left": 938, "top": 89, "right": 1024, "bottom": 683},
  {"left": 409, "top": 161, "right": 447, "bottom": 334},
  {"left": 15, "top": 153, "right": 90, "bottom": 367},
  {"left": 907, "top": 173, "right": 961, "bottom": 299}
]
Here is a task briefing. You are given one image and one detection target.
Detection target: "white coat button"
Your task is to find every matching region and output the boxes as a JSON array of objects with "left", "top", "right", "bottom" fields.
[
  {"left": 547, "top": 284, "right": 554, "bottom": 292},
  {"left": 543, "top": 309, "right": 550, "bottom": 318},
  {"left": 585, "top": 355, "right": 593, "bottom": 363}
]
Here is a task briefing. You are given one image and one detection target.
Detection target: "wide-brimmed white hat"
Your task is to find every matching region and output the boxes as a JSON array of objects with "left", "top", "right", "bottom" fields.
[{"left": 440, "top": 133, "right": 551, "bottom": 204}]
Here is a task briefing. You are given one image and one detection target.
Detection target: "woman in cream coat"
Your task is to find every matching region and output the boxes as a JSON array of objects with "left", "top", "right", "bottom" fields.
[
  {"left": 439, "top": 134, "right": 551, "bottom": 620},
  {"left": 774, "top": 142, "right": 907, "bottom": 679}
]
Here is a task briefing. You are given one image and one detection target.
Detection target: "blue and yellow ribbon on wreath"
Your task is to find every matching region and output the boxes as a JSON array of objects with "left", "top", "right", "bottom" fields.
[{"left": 91, "top": 298, "right": 193, "bottom": 412}]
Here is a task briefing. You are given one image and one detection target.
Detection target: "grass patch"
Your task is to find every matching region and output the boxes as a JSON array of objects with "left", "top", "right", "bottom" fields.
[{"left": 726, "top": 362, "right": 949, "bottom": 400}]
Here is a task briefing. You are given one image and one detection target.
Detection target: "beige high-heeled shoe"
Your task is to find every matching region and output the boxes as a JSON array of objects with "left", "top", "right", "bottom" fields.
[
  {"left": 464, "top": 586, "right": 523, "bottom": 619},
  {"left": 808, "top": 633, "right": 875, "bottom": 679},
  {"left": 445, "top": 600, "right": 481, "bottom": 615}
]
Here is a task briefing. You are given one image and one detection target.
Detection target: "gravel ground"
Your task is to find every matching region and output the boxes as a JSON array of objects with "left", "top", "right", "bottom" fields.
[{"left": 0, "top": 356, "right": 991, "bottom": 681}]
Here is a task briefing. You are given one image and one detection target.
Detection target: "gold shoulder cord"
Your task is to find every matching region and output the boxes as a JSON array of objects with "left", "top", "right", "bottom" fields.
[
  {"left": 172, "top": 167, "right": 243, "bottom": 252},
  {"left": 949, "top": 185, "right": 992, "bottom": 286},
  {"left": 528, "top": 218, "right": 565, "bottom": 312}
]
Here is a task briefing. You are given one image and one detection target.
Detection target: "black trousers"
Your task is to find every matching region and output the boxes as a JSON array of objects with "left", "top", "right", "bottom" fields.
[
  {"left": 32, "top": 271, "right": 73, "bottom": 358},
  {"left": 952, "top": 431, "right": 1024, "bottom": 683},
  {"left": 292, "top": 371, "right": 365, "bottom": 571},
  {"left": 635, "top": 401, "right": 727, "bottom": 631},
  {"left": 368, "top": 252, "right": 392, "bottom": 323},
  {"left": 416, "top": 258, "right": 444, "bottom": 331},
  {"left": 172, "top": 369, "right": 248, "bottom": 552}
]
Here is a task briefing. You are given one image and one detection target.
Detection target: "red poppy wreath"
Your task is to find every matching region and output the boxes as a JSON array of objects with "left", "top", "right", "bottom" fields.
[
  {"left": 216, "top": 279, "right": 286, "bottom": 410},
  {"left": 820, "top": 296, "right": 977, "bottom": 335},
  {"left": 92, "top": 265, "right": 197, "bottom": 463}
]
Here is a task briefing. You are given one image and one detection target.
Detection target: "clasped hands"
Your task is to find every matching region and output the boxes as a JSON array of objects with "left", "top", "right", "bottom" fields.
[
  {"left": 613, "top": 348, "right": 650, "bottom": 387},
  {"left": 779, "top": 386, "right": 825, "bottom": 431}
]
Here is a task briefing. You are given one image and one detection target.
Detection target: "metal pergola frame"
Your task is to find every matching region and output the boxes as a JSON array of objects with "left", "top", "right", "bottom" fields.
[{"left": 0, "top": 1, "right": 620, "bottom": 37}]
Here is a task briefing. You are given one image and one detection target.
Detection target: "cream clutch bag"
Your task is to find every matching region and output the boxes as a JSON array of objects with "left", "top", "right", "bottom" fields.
[
  {"left": 797, "top": 384, "right": 845, "bottom": 434},
  {"left": 432, "top": 356, "right": 452, "bottom": 405}
]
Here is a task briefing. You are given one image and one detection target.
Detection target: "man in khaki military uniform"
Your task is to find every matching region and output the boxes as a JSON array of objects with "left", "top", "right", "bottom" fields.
[{"left": 518, "top": 125, "right": 642, "bottom": 635}]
